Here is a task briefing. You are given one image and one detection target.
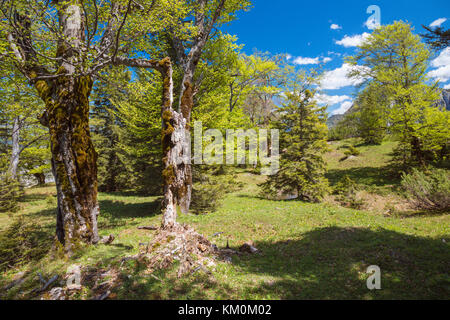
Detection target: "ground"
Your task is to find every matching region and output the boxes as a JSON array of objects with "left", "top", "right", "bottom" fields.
[{"left": 0, "top": 139, "right": 449, "bottom": 299}]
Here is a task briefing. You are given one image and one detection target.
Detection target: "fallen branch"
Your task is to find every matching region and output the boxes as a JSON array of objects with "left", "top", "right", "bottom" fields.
[{"left": 137, "top": 225, "right": 158, "bottom": 230}]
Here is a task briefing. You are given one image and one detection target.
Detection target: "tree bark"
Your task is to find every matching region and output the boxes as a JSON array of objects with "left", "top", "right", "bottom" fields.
[
  {"left": 38, "top": 75, "right": 99, "bottom": 254},
  {"left": 172, "top": 0, "right": 226, "bottom": 213},
  {"left": 159, "top": 58, "right": 191, "bottom": 227},
  {"left": 8, "top": 116, "right": 20, "bottom": 179},
  {"left": 177, "top": 74, "right": 195, "bottom": 214},
  {"left": 33, "top": 2, "right": 98, "bottom": 254},
  {"left": 34, "top": 173, "right": 46, "bottom": 186}
]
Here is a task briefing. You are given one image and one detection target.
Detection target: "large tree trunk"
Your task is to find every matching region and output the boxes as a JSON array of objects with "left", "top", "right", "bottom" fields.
[
  {"left": 177, "top": 74, "right": 195, "bottom": 214},
  {"left": 37, "top": 75, "right": 99, "bottom": 254},
  {"left": 8, "top": 116, "right": 20, "bottom": 179},
  {"left": 159, "top": 58, "right": 191, "bottom": 227}
]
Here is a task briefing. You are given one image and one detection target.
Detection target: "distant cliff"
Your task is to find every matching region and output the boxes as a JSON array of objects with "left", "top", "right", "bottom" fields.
[
  {"left": 327, "top": 89, "right": 450, "bottom": 128},
  {"left": 437, "top": 89, "right": 450, "bottom": 111}
]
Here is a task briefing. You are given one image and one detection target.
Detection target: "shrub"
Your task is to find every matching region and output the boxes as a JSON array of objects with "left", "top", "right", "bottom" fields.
[
  {"left": 0, "top": 217, "right": 51, "bottom": 271},
  {"left": 0, "top": 174, "right": 23, "bottom": 213},
  {"left": 333, "top": 175, "right": 364, "bottom": 209},
  {"left": 333, "top": 175, "right": 356, "bottom": 195},
  {"left": 191, "top": 166, "right": 242, "bottom": 215},
  {"left": 401, "top": 168, "right": 450, "bottom": 211},
  {"left": 344, "top": 145, "right": 360, "bottom": 157}
]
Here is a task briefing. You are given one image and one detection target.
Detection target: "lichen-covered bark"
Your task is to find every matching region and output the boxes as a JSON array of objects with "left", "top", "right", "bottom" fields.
[
  {"left": 159, "top": 58, "right": 191, "bottom": 227},
  {"left": 36, "top": 75, "right": 99, "bottom": 254},
  {"left": 8, "top": 116, "right": 20, "bottom": 179},
  {"left": 177, "top": 78, "right": 194, "bottom": 214}
]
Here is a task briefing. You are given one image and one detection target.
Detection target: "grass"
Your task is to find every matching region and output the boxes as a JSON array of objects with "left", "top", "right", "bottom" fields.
[
  {"left": 325, "top": 139, "right": 400, "bottom": 194},
  {"left": 0, "top": 139, "right": 449, "bottom": 300}
]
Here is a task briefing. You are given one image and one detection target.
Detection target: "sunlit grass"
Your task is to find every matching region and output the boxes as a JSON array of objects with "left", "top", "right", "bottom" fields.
[{"left": 0, "top": 142, "right": 448, "bottom": 299}]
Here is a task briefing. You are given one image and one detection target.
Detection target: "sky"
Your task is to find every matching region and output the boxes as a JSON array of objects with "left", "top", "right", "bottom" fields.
[{"left": 222, "top": 0, "right": 450, "bottom": 115}]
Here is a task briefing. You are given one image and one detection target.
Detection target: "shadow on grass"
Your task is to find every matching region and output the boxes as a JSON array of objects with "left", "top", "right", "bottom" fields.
[
  {"left": 393, "top": 209, "right": 450, "bottom": 219},
  {"left": 98, "top": 198, "right": 161, "bottom": 229},
  {"left": 232, "top": 227, "right": 449, "bottom": 299},
  {"left": 326, "top": 166, "right": 400, "bottom": 188},
  {"left": 0, "top": 220, "right": 53, "bottom": 273},
  {"left": 114, "top": 261, "right": 235, "bottom": 300},
  {"left": 19, "top": 193, "right": 50, "bottom": 203}
]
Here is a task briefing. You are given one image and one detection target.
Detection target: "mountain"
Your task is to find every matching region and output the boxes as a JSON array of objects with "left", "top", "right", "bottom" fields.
[
  {"left": 327, "top": 89, "right": 450, "bottom": 128},
  {"left": 326, "top": 114, "right": 345, "bottom": 128},
  {"left": 437, "top": 89, "right": 450, "bottom": 111}
]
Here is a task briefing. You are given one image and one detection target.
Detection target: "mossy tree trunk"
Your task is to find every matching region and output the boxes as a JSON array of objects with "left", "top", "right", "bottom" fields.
[
  {"left": 112, "top": 57, "right": 191, "bottom": 228},
  {"left": 34, "top": 2, "right": 99, "bottom": 254},
  {"left": 37, "top": 75, "right": 99, "bottom": 253},
  {"left": 176, "top": 74, "right": 195, "bottom": 215},
  {"left": 159, "top": 58, "right": 191, "bottom": 228}
]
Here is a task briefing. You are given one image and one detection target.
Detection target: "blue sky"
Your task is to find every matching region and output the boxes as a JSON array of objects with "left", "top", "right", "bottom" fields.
[{"left": 222, "top": 0, "right": 450, "bottom": 115}]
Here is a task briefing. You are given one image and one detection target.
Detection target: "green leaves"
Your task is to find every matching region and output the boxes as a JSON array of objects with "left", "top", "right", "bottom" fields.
[
  {"left": 262, "top": 71, "right": 330, "bottom": 202},
  {"left": 349, "top": 21, "right": 448, "bottom": 167}
]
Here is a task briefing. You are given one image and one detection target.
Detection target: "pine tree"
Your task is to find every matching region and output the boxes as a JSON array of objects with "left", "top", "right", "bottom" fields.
[{"left": 262, "top": 72, "right": 330, "bottom": 202}]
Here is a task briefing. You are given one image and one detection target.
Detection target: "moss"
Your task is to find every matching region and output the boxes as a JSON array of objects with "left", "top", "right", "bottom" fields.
[
  {"left": 158, "top": 57, "right": 171, "bottom": 70},
  {"left": 162, "top": 165, "right": 175, "bottom": 185},
  {"left": 162, "top": 110, "right": 172, "bottom": 121},
  {"left": 42, "top": 75, "right": 98, "bottom": 254},
  {"left": 180, "top": 81, "right": 193, "bottom": 122}
]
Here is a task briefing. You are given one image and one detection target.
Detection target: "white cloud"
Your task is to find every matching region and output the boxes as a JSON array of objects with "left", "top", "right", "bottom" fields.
[
  {"left": 330, "top": 24, "right": 342, "bottom": 30},
  {"left": 335, "top": 32, "right": 370, "bottom": 47},
  {"left": 331, "top": 101, "right": 353, "bottom": 115},
  {"left": 429, "top": 48, "right": 450, "bottom": 82},
  {"left": 291, "top": 56, "right": 332, "bottom": 65},
  {"left": 430, "top": 18, "right": 447, "bottom": 28},
  {"left": 431, "top": 47, "right": 450, "bottom": 67},
  {"left": 429, "top": 65, "right": 450, "bottom": 82},
  {"left": 316, "top": 93, "right": 351, "bottom": 106},
  {"left": 286, "top": 54, "right": 292, "bottom": 60},
  {"left": 320, "top": 63, "right": 368, "bottom": 90},
  {"left": 293, "top": 56, "right": 320, "bottom": 65},
  {"left": 444, "top": 84, "right": 450, "bottom": 90}
]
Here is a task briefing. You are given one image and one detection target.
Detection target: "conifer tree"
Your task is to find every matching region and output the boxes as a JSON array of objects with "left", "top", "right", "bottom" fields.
[{"left": 262, "top": 72, "right": 330, "bottom": 202}]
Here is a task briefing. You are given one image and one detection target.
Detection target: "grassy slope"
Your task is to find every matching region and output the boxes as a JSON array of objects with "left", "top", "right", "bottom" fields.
[
  {"left": 326, "top": 139, "right": 400, "bottom": 192},
  {"left": 0, "top": 140, "right": 449, "bottom": 300}
]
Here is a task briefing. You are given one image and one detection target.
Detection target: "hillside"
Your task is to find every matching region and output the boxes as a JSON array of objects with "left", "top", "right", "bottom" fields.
[{"left": 1, "top": 140, "right": 448, "bottom": 300}]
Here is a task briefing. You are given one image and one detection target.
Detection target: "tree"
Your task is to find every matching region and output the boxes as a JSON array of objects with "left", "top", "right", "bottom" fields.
[
  {"left": 1, "top": 0, "right": 187, "bottom": 253},
  {"left": 348, "top": 21, "right": 447, "bottom": 168},
  {"left": 0, "top": 61, "right": 48, "bottom": 182},
  {"left": 422, "top": 25, "right": 450, "bottom": 50},
  {"left": 165, "top": 0, "right": 251, "bottom": 216},
  {"left": 91, "top": 67, "right": 131, "bottom": 193},
  {"left": 262, "top": 71, "right": 330, "bottom": 202},
  {"left": 353, "top": 83, "right": 388, "bottom": 145}
]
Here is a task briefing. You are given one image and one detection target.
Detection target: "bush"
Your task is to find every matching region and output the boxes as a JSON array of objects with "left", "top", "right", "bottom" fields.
[
  {"left": 191, "top": 166, "right": 242, "bottom": 215},
  {"left": 401, "top": 168, "right": 450, "bottom": 211},
  {"left": 333, "top": 175, "right": 364, "bottom": 209},
  {"left": 344, "top": 145, "right": 360, "bottom": 157},
  {"left": 0, "top": 217, "right": 51, "bottom": 271},
  {"left": 0, "top": 174, "right": 23, "bottom": 213}
]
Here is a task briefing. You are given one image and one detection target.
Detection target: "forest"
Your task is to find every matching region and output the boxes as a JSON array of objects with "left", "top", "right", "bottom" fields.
[{"left": 0, "top": 0, "right": 449, "bottom": 301}]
